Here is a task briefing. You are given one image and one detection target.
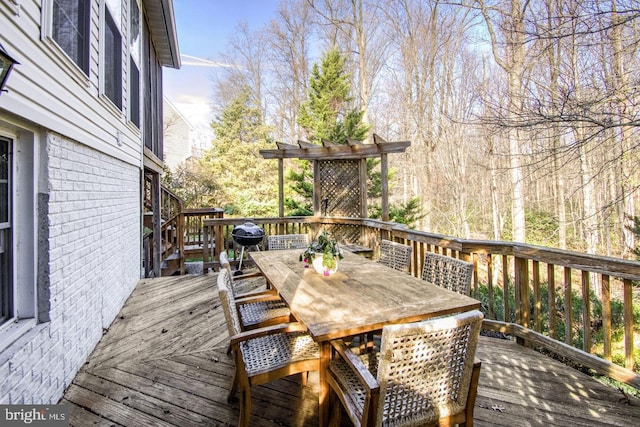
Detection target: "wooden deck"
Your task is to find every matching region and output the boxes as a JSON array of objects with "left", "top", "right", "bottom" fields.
[{"left": 61, "top": 273, "right": 640, "bottom": 426}]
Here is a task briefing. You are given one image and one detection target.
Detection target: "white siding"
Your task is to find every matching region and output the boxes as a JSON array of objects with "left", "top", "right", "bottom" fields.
[
  {"left": 0, "top": 0, "right": 142, "bottom": 166},
  {"left": 0, "top": 132, "right": 140, "bottom": 404},
  {"left": 0, "top": 0, "right": 177, "bottom": 404}
]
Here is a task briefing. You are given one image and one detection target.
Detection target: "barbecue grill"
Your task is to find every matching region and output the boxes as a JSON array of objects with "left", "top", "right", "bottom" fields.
[{"left": 231, "top": 221, "right": 265, "bottom": 274}]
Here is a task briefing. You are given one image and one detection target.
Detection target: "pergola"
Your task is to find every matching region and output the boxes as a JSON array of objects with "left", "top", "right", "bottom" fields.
[{"left": 259, "top": 134, "right": 410, "bottom": 221}]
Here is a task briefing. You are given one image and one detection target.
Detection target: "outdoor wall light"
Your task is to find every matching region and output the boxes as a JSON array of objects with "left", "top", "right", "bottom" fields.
[{"left": 0, "top": 42, "right": 19, "bottom": 95}]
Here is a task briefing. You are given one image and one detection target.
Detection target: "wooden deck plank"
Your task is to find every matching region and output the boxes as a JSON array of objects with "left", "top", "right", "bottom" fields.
[
  {"left": 60, "top": 398, "right": 123, "bottom": 427},
  {"left": 61, "top": 272, "right": 640, "bottom": 427},
  {"left": 72, "top": 371, "right": 215, "bottom": 426},
  {"left": 64, "top": 384, "right": 176, "bottom": 427}
]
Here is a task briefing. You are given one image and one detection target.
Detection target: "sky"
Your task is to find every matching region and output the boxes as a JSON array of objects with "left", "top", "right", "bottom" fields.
[{"left": 163, "top": 0, "right": 281, "bottom": 141}]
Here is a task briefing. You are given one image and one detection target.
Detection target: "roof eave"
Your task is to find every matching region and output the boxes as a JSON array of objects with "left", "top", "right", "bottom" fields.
[{"left": 144, "top": 0, "right": 181, "bottom": 69}]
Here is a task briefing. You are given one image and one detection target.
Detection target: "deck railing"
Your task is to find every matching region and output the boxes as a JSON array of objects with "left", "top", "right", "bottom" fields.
[
  {"left": 143, "top": 187, "right": 185, "bottom": 277},
  {"left": 183, "top": 208, "right": 224, "bottom": 257},
  {"left": 202, "top": 215, "right": 640, "bottom": 389}
]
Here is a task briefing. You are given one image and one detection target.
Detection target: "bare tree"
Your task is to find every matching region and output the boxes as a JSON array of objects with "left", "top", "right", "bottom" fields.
[
  {"left": 476, "top": 0, "right": 532, "bottom": 243},
  {"left": 265, "top": 0, "right": 313, "bottom": 142},
  {"left": 307, "top": 0, "right": 390, "bottom": 140}
]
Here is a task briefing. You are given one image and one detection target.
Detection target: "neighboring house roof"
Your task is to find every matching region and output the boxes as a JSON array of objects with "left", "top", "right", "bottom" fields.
[
  {"left": 164, "top": 97, "right": 194, "bottom": 129},
  {"left": 145, "top": 0, "right": 181, "bottom": 68}
]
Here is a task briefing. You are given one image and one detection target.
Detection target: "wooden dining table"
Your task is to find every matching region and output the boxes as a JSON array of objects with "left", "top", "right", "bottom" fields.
[{"left": 250, "top": 249, "right": 481, "bottom": 426}]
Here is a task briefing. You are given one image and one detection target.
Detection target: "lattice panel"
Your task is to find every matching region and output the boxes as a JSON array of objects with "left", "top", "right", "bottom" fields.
[
  {"left": 323, "top": 224, "right": 362, "bottom": 244},
  {"left": 318, "top": 160, "right": 361, "bottom": 218}
]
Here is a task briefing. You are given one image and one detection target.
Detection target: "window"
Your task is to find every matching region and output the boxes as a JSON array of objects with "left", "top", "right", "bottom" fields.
[
  {"left": 104, "top": 6, "right": 123, "bottom": 109},
  {"left": 0, "top": 138, "right": 11, "bottom": 326},
  {"left": 142, "top": 18, "right": 163, "bottom": 158},
  {"left": 52, "top": 0, "right": 91, "bottom": 75},
  {"left": 129, "top": 0, "right": 141, "bottom": 127},
  {"left": 0, "top": 130, "right": 37, "bottom": 348}
]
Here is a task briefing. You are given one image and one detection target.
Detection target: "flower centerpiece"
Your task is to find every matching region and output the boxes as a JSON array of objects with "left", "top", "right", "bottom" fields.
[{"left": 300, "top": 231, "right": 344, "bottom": 276}]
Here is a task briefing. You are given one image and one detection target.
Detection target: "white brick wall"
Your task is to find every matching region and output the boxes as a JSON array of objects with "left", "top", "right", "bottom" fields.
[{"left": 0, "top": 132, "right": 141, "bottom": 404}]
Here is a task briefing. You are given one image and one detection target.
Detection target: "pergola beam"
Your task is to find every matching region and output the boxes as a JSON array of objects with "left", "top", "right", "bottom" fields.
[
  {"left": 261, "top": 134, "right": 411, "bottom": 221},
  {"left": 261, "top": 134, "right": 410, "bottom": 160}
]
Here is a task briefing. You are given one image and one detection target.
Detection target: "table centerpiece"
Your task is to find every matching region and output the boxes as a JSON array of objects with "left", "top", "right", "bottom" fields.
[{"left": 300, "top": 231, "right": 344, "bottom": 276}]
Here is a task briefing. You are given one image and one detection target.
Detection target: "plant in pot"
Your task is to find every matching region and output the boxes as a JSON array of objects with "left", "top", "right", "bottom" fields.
[{"left": 300, "top": 231, "right": 344, "bottom": 276}]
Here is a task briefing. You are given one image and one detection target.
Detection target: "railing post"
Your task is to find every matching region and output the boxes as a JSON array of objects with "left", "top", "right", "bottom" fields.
[
  {"left": 502, "top": 254, "right": 509, "bottom": 323},
  {"left": 564, "top": 267, "right": 573, "bottom": 346},
  {"left": 532, "top": 260, "right": 541, "bottom": 332},
  {"left": 624, "top": 278, "right": 634, "bottom": 371},
  {"left": 214, "top": 222, "right": 223, "bottom": 265},
  {"left": 178, "top": 208, "right": 185, "bottom": 275},
  {"left": 581, "top": 271, "right": 591, "bottom": 352},
  {"left": 547, "top": 264, "right": 556, "bottom": 340},
  {"left": 602, "top": 274, "right": 611, "bottom": 361},
  {"left": 514, "top": 256, "right": 529, "bottom": 346},
  {"left": 487, "top": 254, "right": 494, "bottom": 320},
  {"left": 203, "top": 224, "right": 209, "bottom": 271}
]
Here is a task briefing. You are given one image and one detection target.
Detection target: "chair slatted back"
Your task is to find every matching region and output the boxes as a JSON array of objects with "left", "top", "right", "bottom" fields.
[
  {"left": 378, "top": 239, "right": 412, "bottom": 273},
  {"left": 217, "top": 268, "right": 242, "bottom": 337},
  {"left": 267, "top": 234, "right": 310, "bottom": 251},
  {"left": 376, "top": 310, "right": 483, "bottom": 426},
  {"left": 421, "top": 252, "right": 473, "bottom": 295}
]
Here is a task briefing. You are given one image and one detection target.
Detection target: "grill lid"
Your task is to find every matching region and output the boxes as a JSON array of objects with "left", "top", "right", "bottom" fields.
[{"left": 232, "top": 222, "right": 265, "bottom": 245}]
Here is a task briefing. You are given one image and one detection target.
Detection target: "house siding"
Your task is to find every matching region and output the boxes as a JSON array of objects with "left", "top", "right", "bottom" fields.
[
  {"left": 0, "top": 0, "right": 179, "bottom": 404},
  {"left": 163, "top": 97, "right": 193, "bottom": 170},
  {"left": 0, "top": 0, "right": 142, "bottom": 166},
  {"left": 0, "top": 132, "right": 140, "bottom": 404}
]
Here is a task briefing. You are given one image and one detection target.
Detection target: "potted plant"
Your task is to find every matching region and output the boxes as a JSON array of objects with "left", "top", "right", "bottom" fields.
[{"left": 300, "top": 231, "right": 344, "bottom": 275}]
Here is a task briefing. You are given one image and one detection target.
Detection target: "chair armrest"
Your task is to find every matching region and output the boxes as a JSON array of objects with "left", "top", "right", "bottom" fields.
[
  {"left": 330, "top": 339, "right": 379, "bottom": 392},
  {"left": 233, "top": 271, "right": 265, "bottom": 280},
  {"left": 235, "top": 288, "right": 279, "bottom": 299},
  {"left": 235, "top": 293, "right": 284, "bottom": 305},
  {"left": 230, "top": 322, "right": 308, "bottom": 346}
]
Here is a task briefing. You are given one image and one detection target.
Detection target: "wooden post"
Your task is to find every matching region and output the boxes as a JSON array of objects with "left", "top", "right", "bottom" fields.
[
  {"left": 178, "top": 201, "right": 185, "bottom": 275},
  {"left": 624, "top": 278, "right": 634, "bottom": 370},
  {"left": 602, "top": 274, "right": 611, "bottom": 361},
  {"left": 487, "top": 254, "right": 494, "bottom": 320},
  {"left": 381, "top": 153, "right": 389, "bottom": 221},
  {"left": 547, "top": 264, "right": 556, "bottom": 340},
  {"left": 532, "top": 260, "right": 540, "bottom": 332},
  {"left": 514, "top": 256, "right": 529, "bottom": 346},
  {"left": 581, "top": 270, "right": 591, "bottom": 352},
  {"left": 564, "top": 267, "right": 572, "bottom": 346},
  {"left": 202, "top": 223, "right": 209, "bottom": 270},
  {"left": 152, "top": 173, "right": 162, "bottom": 277},
  {"left": 313, "top": 160, "right": 321, "bottom": 216},
  {"left": 502, "top": 254, "right": 509, "bottom": 324},
  {"left": 278, "top": 158, "right": 284, "bottom": 217},
  {"left": 360, "top": 158, "right": 368, "bottom": 218}
]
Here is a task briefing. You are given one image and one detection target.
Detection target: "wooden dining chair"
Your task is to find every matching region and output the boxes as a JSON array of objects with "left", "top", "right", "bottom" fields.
[
  {"left": 421, "top": 251, "right": 474, "bottom": 296},
  {"left": 327, "top": 310, "right": 483, "bottom": 427},
  {"left": 267, "top": 233, "right": 310, "bottom": 250},
  {"left": 219, "top": 251, "right": 271, "bottom": 296},
  {"left": 378, "top": 239, "right": 412, "bottom": 273},
  {"left": 218, "top": 253, "right": 291, "bottom": 332},
  {"left": 217, "top": 269, "right": 320, "bottom": 427}
]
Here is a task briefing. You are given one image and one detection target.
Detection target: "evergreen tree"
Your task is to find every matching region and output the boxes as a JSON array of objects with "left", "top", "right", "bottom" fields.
[
  {"left": 297, "top": 48, "right": 370, "bottom": 144},
  {"left": 288, "top": 48, "right": 370, "bottom": 216},
  {"left": 202, "top": 90, "right": 277, "bottom": 216},
  {"left": 368, "top": 197, "right": 425, "bottom": 228},
  {"left": 284, "top": 160, "right": 314, "bottom": 216}
]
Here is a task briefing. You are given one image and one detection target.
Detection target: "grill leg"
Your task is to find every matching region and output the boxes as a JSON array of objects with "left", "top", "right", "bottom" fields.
[{"left": 237, "top": 246, "right": 246, "bottom": 272}]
